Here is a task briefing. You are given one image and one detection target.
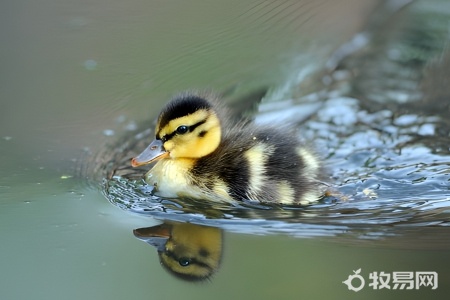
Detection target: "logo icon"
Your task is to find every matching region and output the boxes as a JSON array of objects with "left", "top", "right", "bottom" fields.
[
  {"left": 343, "top": 269, "right": 438, "bottom": 292},
  {"left": 342, "top": 268, "right": 365, "bottom": 292}
]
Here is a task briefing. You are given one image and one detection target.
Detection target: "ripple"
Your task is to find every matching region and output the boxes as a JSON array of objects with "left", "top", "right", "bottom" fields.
[{"left": 88, "top": 0, "right": 450, "bottom": 242}]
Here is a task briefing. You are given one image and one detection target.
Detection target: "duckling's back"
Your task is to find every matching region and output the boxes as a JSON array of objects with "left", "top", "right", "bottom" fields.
[{"left": 192, "top": 123, "right": 325, "bottom": 205}]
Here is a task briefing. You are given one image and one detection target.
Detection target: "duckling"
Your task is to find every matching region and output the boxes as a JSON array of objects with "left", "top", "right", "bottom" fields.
[
  {"left": 131, "top": 92, "right": 325, "bottom": 205},
  {"left": 133, "top": 222, "right": 223, "bottom": 281}
]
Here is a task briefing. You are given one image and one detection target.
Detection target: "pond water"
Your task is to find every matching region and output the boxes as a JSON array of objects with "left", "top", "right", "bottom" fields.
[{"left": 2, "top": 0, "right": 450, "bottom": 299}]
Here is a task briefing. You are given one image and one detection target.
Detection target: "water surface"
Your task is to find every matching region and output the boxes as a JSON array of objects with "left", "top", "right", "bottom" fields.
[{"left": 1, "top": 0, "right": 450, "bottom": 299}]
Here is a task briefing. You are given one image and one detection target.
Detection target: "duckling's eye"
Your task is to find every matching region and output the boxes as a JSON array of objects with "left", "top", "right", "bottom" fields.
[
  {"left": 176, "top": 125, "right": 189, "bottom": 135},
  {"left": 178, "top": 257, "right": 191, "bottom": 267}
]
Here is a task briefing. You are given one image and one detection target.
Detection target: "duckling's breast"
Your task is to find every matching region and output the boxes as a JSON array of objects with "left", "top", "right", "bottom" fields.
[
  {"left": 146, "top": 158, "right": 196, "bottom": 198},
  {"left": 147, "top": 158, "right": 235, "bottom": 202}
]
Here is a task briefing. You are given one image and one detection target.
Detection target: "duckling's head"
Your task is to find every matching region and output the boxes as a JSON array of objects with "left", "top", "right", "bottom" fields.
[{"left": 131, "top": 94, "right": 222, "bottom": 166}]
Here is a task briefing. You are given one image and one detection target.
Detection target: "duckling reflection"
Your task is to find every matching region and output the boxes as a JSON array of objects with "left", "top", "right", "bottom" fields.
[{"left": 133, "top": 221, "right": 223, "bottom": 281}]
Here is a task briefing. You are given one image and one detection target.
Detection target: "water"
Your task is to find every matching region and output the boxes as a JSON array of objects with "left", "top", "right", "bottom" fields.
[
  {"left": 2, "top": 0, "right": 450, "bottom": 299},
  {"left": 102, "top": 0, "right": 450, "bottom": 234}
]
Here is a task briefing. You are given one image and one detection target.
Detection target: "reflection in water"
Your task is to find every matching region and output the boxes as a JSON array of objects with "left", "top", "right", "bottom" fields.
[{"left": 134, "top": 222, "right": 223, "bottom": 281}]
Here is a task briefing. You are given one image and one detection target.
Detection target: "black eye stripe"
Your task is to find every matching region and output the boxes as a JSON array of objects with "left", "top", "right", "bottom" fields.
[
  {"left": 188, "top": 119, "right": 206, "bottom": 132},
  {"left": 161, "top": 131, "right": 175, "bottom": 142},
  {"left": 159, "top": 119, "right": 206, "bottom": 142},
  {"left": 164, "top": 250, "right": 211, "bottom": 269}
]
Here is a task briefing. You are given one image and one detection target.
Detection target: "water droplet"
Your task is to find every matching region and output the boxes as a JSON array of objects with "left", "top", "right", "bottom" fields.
[
  {"left": 103, "top": 129, "right": 115, "bottom": 136},
  {"left": 125, "top": 121, "right": 138, "bottom": 131},
  {"left": 418, "top": 123, "right": 434, "bottom": 136},
  {"left": 83, "top": 59, "right": 97, "bottom": 71},
  {"left": 394, "top": 114, "right": 417, "bottom": 126}
]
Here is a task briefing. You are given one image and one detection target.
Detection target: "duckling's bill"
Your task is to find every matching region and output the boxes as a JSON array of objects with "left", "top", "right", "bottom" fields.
[
  {"left": 133, "top": 225, "right": 171, "bottom": 253},
  {"left": 131, "top": 139, "right": 169, "bottom": 167}
]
